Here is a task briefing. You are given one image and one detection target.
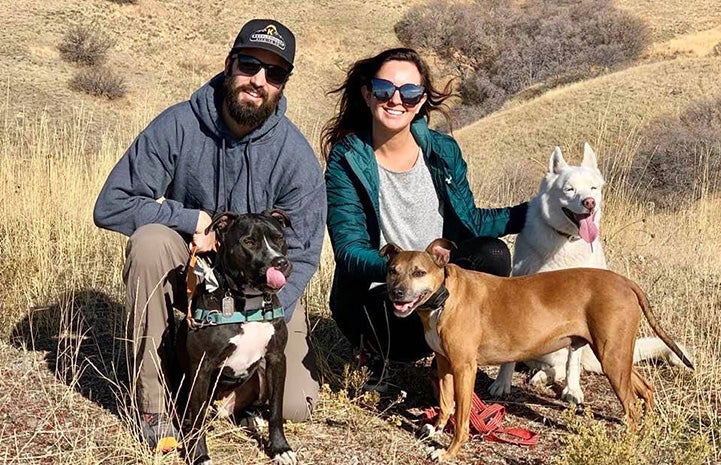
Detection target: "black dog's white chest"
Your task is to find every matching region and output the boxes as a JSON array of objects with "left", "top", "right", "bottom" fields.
[{"left": 223, "top": 322, "right": 276, "bottom": 377}]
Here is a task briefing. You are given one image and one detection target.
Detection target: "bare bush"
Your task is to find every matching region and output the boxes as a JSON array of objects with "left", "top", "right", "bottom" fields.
[
  {"left": 69, "top": 66, "right": 126, "bottom": 100},
  {"left": 396, "top": 0, "right": 650, "bottom": 127},
  {"left": 58, "top": 25, "right": 114, "bottom": 66},
  {"left": 631, "top": 96, "right": 721, "bottom": 208}
]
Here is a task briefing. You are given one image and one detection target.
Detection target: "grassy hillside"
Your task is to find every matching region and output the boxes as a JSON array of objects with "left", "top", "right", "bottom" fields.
[
  {"left": 1, "top": 0, "right": 720, "bottom": 463},
  {"left": 0, "top": 0, "right": 422, "bottom": 142},
  {"left": 453, "top": 56, "right": 721, "bottom": 201}
]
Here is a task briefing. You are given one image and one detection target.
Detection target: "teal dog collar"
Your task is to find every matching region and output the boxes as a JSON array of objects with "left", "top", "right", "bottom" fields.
[{"left": 193, "top": 306, "right": 285, "bottom": 326}]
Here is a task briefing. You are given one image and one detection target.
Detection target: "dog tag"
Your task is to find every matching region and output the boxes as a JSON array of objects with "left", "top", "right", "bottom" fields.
[{"left": 222, "top": 296, "right": 235, "bottom": 317}]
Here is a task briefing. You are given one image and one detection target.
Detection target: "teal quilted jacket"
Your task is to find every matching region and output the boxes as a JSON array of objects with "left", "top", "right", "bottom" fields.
[{"left": 325, "top": 118, "right": 527, "bottom": 319}]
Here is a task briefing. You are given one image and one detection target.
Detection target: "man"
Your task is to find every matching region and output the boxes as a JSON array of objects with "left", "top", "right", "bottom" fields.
[{"left": 93, "top": 19, "right": 325, "bottom": 449}]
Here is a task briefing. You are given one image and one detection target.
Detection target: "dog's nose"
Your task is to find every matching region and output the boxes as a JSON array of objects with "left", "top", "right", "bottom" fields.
[
  {"left": 271, "top": 256, "right": 289, "bottom": 271},
  {"left": 582, "top": 197, "right": 596, "bottom": 211},
  {"left": 390, "top": 287, "right": 405, "bottom": 300}
]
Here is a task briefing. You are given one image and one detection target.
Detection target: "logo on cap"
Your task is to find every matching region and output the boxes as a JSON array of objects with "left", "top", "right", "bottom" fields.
[{"left": 250, "top": 25, "right": 286, "bottom": 51}]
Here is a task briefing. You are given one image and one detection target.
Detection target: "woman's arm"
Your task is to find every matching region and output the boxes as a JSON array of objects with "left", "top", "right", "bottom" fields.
[{"left": 325, "top": 151, "right": 388, "bottom": 283}]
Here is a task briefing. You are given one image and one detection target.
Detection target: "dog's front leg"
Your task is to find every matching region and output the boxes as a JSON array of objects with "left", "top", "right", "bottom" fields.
[
  {"left": 431, "top": 358, "right": 475, "bottom": 462},
  {"left": 418, "top": 354, "right": 453, "bottom": 440},
  {"left": 265, "top": 333, "right": 296, "bottom": 465}
]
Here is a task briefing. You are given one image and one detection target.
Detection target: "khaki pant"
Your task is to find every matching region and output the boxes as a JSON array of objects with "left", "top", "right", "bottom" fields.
[{"left": 123, "top": 223, "right": 319, "bottom": 422}]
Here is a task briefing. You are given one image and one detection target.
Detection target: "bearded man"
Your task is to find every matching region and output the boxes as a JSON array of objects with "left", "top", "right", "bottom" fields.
[{"left": 93, "top": 19, "right": 325, "bottom": 450}]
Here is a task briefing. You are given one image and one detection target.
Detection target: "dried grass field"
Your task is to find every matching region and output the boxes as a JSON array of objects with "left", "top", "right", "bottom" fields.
[{"left": 1, "top": 0, "right": 720, "bottom": 464}]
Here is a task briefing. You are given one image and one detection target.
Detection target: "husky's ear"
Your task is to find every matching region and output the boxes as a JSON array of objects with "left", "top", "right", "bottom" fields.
[
  {"left": 380, "top": 243, "right": 403, "bottom": 261},
  {"left": 425, "top": 238, "right": 455, "bottom": 267},
  {"left": 549, "top": 147, "right": 568, "bottom": 174},
  {"left": 581, "top": 142, "right": 599, "bottom": 170}
]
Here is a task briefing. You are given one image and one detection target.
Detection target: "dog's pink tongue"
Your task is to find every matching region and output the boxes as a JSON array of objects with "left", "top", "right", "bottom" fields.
[
  {"left": 394, "top": 302, "right": 414, "bottom": 314},
  {"left": 266, "top": 267, "right": 286, "bottom": 289},
  {"left": 578, "top": 211, "right": 598, "bottom": 244}
]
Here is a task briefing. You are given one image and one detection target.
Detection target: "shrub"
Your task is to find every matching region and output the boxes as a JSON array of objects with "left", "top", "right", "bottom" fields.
[
  {"left": 396, "top": 0, "right": 650, "bottom": 127},
  {"left": 58, "top": 25, "right": 114, "bottom": 66},
  {"left": 69, "top": 66, "right": 127, "bottom": 100},
  {"left": 631, "top": 96, "right": 721, "bottom": 209},
  {"left": 557, "top": 409, "right": 712, "bottom": 465},
  {"left": 108, "top": 0, "right": 138, "bottom": 3}
]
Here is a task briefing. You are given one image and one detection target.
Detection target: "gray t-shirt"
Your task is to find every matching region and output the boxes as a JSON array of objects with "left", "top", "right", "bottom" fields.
[{"left": 378, "top": 148, "right": 444, "bottom": 251}]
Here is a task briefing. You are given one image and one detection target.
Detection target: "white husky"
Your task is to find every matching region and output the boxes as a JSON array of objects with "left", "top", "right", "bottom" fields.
[{"left": 488, "top": 143, "right": 691, "bottom": 404}]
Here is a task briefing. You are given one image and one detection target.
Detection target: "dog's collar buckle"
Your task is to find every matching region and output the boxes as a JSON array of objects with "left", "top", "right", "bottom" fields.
[{"left": 262, "top": 293, "right": 273, "bottom": 311}]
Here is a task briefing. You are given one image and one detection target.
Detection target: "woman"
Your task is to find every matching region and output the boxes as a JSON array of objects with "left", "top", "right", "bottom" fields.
[{"left": 322, "top": 48, "right": 528, "bottom": 378}]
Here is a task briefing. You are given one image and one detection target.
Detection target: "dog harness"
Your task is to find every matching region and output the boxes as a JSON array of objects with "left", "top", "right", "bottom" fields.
[
  {"left": 185, "top": 247, "right": 285, "bottom": 328},
  {"left": 192, "top": 293, "right": 285, "bottom": 327}
]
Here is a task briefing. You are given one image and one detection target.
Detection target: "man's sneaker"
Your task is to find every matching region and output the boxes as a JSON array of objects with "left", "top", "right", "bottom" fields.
[{"left": 141, "top": 412, "right": 180, "bottom": 453}]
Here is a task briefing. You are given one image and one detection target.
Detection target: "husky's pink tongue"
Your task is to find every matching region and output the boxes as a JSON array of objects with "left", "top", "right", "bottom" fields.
[
  {"left": 578, "top": 211, "right": 598, "bottom": 244},
  {"left": 266, "top": 267, "right": 286, "bottom": 289}
]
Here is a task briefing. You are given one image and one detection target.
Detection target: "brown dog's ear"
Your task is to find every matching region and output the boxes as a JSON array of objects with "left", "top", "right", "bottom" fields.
[
  {"left": 206, "top": 211, "right": 240, "bottom": 235},
  {"left": 425, "top": 238, "right": 455, "bottom": 267},
  {"left": 265, "top": 209, "right": 292, "bottom": 229},
  {"left": 379, "top": 243, "right": 403, "bottom": 261}
]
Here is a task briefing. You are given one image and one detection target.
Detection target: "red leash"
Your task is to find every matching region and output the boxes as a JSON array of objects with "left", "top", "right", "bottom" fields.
[{"left": 423, "top": 382, "right": 538, "bottom": 446}]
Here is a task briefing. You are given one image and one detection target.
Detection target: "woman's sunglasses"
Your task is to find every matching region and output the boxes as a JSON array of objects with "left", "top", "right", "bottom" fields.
[
  {"left": 230, "top": 54, "right": 292, "bottom": 86},
  {"left": 369, "top": 78, "right": 426, "bottom": 107}
]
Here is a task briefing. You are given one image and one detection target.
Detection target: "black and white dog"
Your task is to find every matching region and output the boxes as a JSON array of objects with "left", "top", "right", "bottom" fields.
[{"left": 176, "top": 210, "right": 296, "bottom": 465}]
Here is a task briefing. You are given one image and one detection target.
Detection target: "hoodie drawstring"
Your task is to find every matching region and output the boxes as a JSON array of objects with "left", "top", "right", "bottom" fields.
[
  {"left": 216, "top": 137, "right": 228, "bottom": 213},
  {"left": 245, "top": 144, "right": 255, "bottom": 213}
]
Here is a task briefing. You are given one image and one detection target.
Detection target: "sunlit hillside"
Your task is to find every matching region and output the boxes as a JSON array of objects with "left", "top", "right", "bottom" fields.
[{"left": 1, "top": 0, "right": 720, "bottom": 463}]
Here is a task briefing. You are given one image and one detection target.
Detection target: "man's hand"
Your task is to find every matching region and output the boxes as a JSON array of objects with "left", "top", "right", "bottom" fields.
[{"left": 193, "top": 210, "right": 217, "bottom": 253}]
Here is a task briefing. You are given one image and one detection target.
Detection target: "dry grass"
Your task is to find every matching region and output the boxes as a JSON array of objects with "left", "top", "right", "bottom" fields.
[
  {"left": 1, "top": 0, "right": 721, "bottom": 463},
  {"left": 615, "top": 0, "right": 721, "bottom": 40}
]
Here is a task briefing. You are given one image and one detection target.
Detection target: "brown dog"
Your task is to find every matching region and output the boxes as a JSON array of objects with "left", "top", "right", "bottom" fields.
[{"left": 381, "top": 238, "right": 693, "bottom": 462}]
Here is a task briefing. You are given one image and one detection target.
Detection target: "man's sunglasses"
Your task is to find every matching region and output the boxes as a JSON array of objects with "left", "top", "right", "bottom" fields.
[
  {"left": 230, "top": 54, "right": 292, "bottom": 86},
  {"left": 369, "top": 78, "right": 425, "bottom": 106}
]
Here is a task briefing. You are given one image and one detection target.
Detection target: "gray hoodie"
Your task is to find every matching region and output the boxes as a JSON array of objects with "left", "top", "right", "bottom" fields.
[{"left": 93, "top": 73, "right": 326, "bottom": 317}]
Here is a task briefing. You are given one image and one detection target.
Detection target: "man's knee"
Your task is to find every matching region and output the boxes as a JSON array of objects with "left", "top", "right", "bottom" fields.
[{"left": 126, "top": 224, "right": 186, "bottom": 264}]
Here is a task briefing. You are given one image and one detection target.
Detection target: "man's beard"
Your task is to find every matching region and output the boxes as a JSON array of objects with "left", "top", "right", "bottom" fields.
[{"left": 222, "top": 75, "right": 282, "bottom": 129}]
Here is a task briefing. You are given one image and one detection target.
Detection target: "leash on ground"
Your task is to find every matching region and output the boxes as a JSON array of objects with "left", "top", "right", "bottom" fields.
[
  {"left": 185, "top": 244, "right": 198, "bottom": 329},
  {"left": 423, "top": 379, "right": 538, "bottom": 446}
]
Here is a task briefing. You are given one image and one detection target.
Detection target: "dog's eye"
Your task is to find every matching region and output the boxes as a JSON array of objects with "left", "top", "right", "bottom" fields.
[
  {"left": 388, "top": 267, "right": 398, "bottom": 276},
  {"left": 591, "top": 186, "right": 598, "bottom": 190},
  {"left": 412, "top": 269, "right": 426, "bottom": 278},
  {"left": 243, "top": 238, "right": 256, "bottom": 247},
  {"left": 563, "top": 186, "right": 574, "bottom": 193}
]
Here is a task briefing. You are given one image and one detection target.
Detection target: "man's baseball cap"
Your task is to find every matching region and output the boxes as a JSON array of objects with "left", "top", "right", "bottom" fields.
[{"left": 231, "top": 19, "right": 295, "bottom": 70}]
